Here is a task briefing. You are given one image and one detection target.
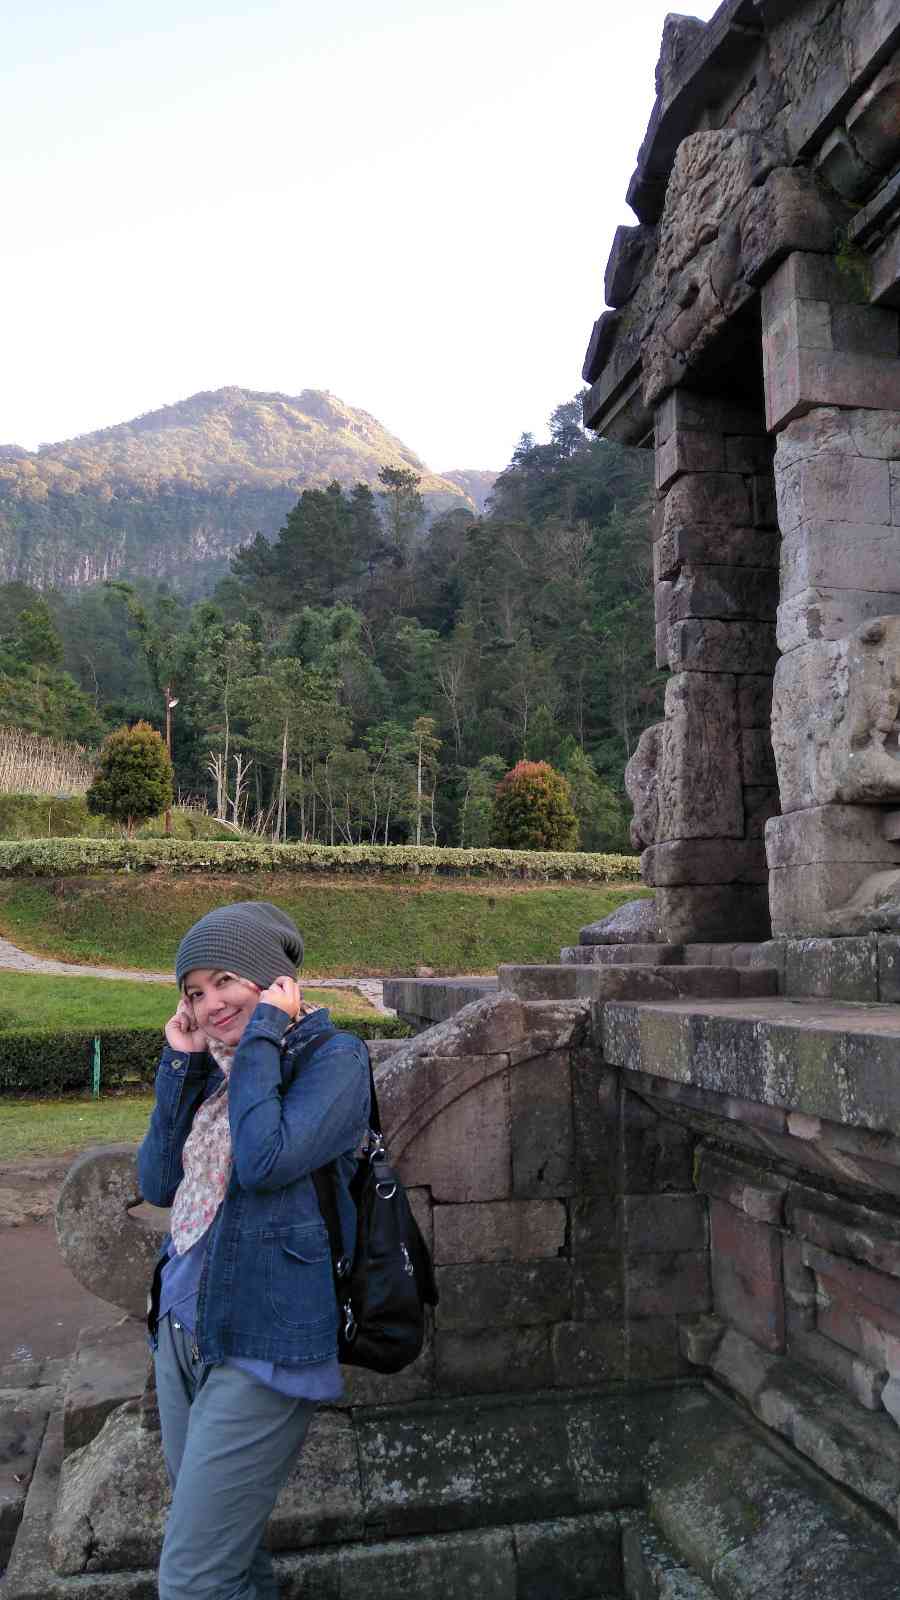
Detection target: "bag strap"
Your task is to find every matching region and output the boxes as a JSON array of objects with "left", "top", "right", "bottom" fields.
[{"left": 312, "top": 1046, "right": 380, "bottom": 1273}]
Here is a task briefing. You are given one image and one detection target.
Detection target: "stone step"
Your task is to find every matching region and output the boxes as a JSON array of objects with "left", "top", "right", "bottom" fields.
[
  {"left": 561, "top": 944, "right": 683, "bottom": 966},
  {"left": 382, "top": 976, "right": 497, "bottom": 1030},
  {"left": 622, "top": 1514, "right": 717, "bottom": 1598},
  {"left": 498, "top": 963, "right": 779, "bottom": 1003}
]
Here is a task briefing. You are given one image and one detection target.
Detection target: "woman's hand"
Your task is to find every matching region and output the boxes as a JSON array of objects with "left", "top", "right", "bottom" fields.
[
  {"left": 258, "top": 975, "right": 301, "bottom": 1021},
  {"left": 165, "top": 999, "right": 207, "bottom": 1054}
]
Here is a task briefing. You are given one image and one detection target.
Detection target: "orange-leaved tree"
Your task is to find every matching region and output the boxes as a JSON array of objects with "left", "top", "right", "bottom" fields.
[{"left": 491, "top": 760, "right": 579, "bottom": 851}]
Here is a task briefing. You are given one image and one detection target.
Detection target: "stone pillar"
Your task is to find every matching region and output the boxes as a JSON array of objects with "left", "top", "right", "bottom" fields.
[
  {"left": 643, "top": 390, "right": 780, "bottom": 944},
  {"left": 761, "top": 252, "right": 900, "bottom": 936}
]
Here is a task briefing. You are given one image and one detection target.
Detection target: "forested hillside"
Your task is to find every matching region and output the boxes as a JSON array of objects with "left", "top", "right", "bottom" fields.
[
  {"left": 0, "top": 396, "right": 660, "bottom": 848},
  {"left": 0, "top": 387, "right": 477, "bottom": 596}
]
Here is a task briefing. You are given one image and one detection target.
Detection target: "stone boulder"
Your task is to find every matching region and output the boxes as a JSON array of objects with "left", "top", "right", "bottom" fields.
[{"left": 578, "top": 897, "right": 659, "bottom": 946}]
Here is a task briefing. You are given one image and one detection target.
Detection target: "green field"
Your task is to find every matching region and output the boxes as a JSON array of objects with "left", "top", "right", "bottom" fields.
[
  {"left": 0, "top": 970, "right": 376, "bottom": 1034},
  {"left": 0, "top": 1091, "right": 155, "bottom": 1160},
  {"left": 0, "top": 874, "right": 644, "bottom": 977}
]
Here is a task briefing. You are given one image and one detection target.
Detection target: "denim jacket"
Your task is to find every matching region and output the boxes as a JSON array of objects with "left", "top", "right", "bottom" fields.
[{"left": 137, "top": 1004, "right": 370, "bottom": 1365}]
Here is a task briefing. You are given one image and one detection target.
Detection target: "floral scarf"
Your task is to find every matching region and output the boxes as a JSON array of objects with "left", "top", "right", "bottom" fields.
[{"left": 168, "top": 1004, "right": 323, "bottom": 1255}]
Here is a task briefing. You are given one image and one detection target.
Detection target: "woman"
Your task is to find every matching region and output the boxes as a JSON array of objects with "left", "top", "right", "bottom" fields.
[{"left": 137, "top": 900, "right": 370, "bottom": 1600}]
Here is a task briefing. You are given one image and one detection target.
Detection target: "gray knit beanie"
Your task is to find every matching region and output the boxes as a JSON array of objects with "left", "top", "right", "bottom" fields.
[{"left": 175, "top": 902, "right": 304, "bottom": 990}]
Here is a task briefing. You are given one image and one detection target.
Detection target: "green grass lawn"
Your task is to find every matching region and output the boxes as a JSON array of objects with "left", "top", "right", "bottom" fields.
[
  {"left": 0, "top": 874, "right": 644, "bottom": 976},
  {"left": 0, "top": 1090, "right": 154, "bottom": 1160},
  {"left": 0, "top": 971, "right": 375, "bottom": 1033}
]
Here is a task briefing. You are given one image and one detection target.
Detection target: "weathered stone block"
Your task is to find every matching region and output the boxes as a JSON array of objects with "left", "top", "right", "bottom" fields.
[
  {"left": 435, "top": 1260, "right": 571, "bottom": 1332},
  {"left": 678, "top": 1312, "right": 726, "bottom": 1368},
  {"left": 744, "top": 786, "right": 780, "bottom": 840},
  {"left": 569, "top": 1195, "right": 616, "bottom": 1253},
  {"left": 765, "top": 346, "right": 900, "bottom": 432},
  {"left": 788, "top": 1188, "right": 900, "bottom": 1280},
  {"left": 668, "top": 619, "right": 778, "bottom": 674},
  {"left": 562, "top": 942, "right": 677, "bottom": 965},
  {"left": 776, "top": 451, "right": 892, "bottom": 534},
  {"left": 654, "top": 523, "right": 780, "bottom": 577},
  {"left": 658, "top": 672, "right": 743, "bottom": 840},
  {"left": 621, "top": 1089, "right": 695, "bottom": 1195},
  {"left": 605, "top": 222, "right": 657, "bottom": 309},
  {"left": 783, "top": 936, "right": 878, "bottom": 1000},
  {"left": 398, "top": 1064, "right": 511, "bottom": 1202},
  {"left": 619, "top": 1193, "right": 708, "bottom": 1254},
  {"left": 627, "top": 1314, "right": 691, "bottom": 1380},
  {"left": 0, "top": 1386, "right": 56, "bottom": 1569},
  {"left": 738, "top": 674, "right": 774, "bottom": 728},
  {"left": 572, "top": 1253, "right": 622, "bottom": 1321},
  {"left": 339, "top": 1528, "right": 517, "bottom": 1600},
  {"left": 552, "top": 1320, "right": 626, "bottom": 1384},
  {"left": 710, "top": 1199, "right": 785, "bottom": 1351},
  {"left": 668, "top": 565, "right": 778, "bottom": 623},
  {"left": 846, "top": 56, "right": 900, "bottom": 172},
  {"left": 435, "top": 1329, "right": 553, "bottom": 1396},
  {"left": 878, "top": 936, "right": 900, "bottom": 1002},
  {"left": 432, "top": 1199, "right": 566, "bottom": 1267},
  {"left": 780, "top": 521, "right": 900, "bottom": 603},
  {"left": 655, "top": 390, "right": 765, "bottom": 443},
  {"left": 622, "top": 1515, "right": 718, "bottom": 1600},
  {"left": 740, "top": 728, "right": 777, "bottom": 786},
  {"left": 696, "top": 1150, "right": 787, "bottom": 1224},
  {"left": 513, "top": 1512, "right": 622, "bottom": 1598},
  {"left": 765, "top": 805, "right": 900, "bottom": 869},
  {"left": 62, "top": 1317, "right": 148, "bottom": 1456},
  {"left": 661, "top": 472, "right": 753, "bottom": 529},
  {"left": 708, "top": 1326, "right": 780, "bottom": 1404},
  {"left": 625, "top": 1250, "right": 710, "bottom": 1317},
  {"left": 510, "top": 1051, "right": 574, "bottom": 1197},
  {"left": 624, "top": 726, "right": 662, "bottom": 850},
  {"left": 731, "top": 432, "right": 776, "bottom": 478},
  {"left": 655, "top": 883, "right": 771, "bottom": 943},
  {"left": 656, "top": 429, "right": 725, "bottom": 491},
  {"left": 777, "top": 585, "right": 900, "bottom": 651},
  {"left": 571, "top": 1053, "right": 619, "bottom": 1198},
  {"left": 644, "top": 838, "right": 767, "bottom": 887},
  {"left": 498, "top": 965, "right": 577, "bottom": 1002}
]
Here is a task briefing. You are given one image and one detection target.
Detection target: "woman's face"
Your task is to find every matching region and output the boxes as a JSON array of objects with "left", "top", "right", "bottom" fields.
[{"left": 182, "top": 969, "right": 261, "bottom": 1045}]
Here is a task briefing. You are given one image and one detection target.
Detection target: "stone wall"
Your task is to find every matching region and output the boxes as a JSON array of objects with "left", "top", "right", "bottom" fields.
[
  {"left": 13, "top": 987, "right": 900, "bottom": 1599},
  {"left": 587, "top": 0, "right": 900, "bottom": 943}
]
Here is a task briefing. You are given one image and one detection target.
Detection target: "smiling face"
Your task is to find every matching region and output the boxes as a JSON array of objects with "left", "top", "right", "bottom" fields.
[{"left": 182, "top": 968, "right": 262, "bottom": 1045}]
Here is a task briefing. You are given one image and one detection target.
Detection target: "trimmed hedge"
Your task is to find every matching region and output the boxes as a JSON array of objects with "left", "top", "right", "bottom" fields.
[
  {"left": 0, "top": 837, "right": 639, "bottom": 883},
  {"left": 0, "top": 1013, "right": 412, "bottom": 1095}
]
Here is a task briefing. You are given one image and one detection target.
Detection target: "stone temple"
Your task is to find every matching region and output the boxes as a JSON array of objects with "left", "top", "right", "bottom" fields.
[{"left": 4, "top": 2, "right": 900, "bottom": 1597}]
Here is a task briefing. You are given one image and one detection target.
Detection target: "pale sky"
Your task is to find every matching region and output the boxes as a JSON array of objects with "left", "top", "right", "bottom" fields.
[{"left": 2, "top": 0, "right": 721, "bottom": 471}]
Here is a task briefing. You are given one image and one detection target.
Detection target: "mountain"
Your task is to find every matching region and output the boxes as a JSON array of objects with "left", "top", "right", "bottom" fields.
[
  {"left": 440, "top": 469, "right": 498, "bottom": 515},
  {"left": 0, "top": 387, "right": 476, "bottom": 597}
]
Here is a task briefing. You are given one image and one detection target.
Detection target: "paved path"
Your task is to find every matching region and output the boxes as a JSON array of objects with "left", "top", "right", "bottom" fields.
[{"left": 0, "top": 935, "right": 393, "bottom": 1013}]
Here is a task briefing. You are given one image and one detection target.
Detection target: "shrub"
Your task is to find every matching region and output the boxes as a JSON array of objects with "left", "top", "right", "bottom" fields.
[
  {"left": 0, "top": 838, "right": 640, "bottom": 881},
  {"left": 0, "top": 1014, "right": 411, "bottom": 1095},
  {"left": 86, "top": 721, "right": 174, "bottom": 835},
  {"left": 491, "top": 761, "right": 579, "bottom": 851}
]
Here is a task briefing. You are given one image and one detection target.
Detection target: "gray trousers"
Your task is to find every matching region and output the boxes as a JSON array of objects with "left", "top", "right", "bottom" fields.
[{"left": 154, "top": 1316, "right": 316, "bottom": 1600}]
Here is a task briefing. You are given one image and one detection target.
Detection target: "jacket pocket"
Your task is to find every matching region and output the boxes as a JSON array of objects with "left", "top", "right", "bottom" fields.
[{"left": 265, "top": 1222, "right": 335, "bottom": 1331}]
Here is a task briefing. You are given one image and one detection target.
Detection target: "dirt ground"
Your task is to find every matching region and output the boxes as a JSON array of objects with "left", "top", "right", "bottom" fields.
[{"left": 0, "top": 1157, "right": 114, "bottom": 1368}]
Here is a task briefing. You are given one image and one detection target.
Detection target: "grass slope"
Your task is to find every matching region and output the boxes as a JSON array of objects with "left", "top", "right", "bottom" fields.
[
  {"left": 0, "top": 875, "right": 644, "bottom": 976},
  {"left": 0, "top": 1093, "right": 155, "bottom": 1160},
  {"left": 0, "top": 971, "right": 375, "bottom": 1033}
]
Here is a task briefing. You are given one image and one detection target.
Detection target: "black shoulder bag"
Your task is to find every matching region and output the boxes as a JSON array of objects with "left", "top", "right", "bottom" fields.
[{"left": 312, "top": 1050, "right": 438, "bottom": 1374}]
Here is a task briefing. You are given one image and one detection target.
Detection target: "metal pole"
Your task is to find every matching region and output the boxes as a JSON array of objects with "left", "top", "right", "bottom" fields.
[{"left": 164, "top": 684, "right": 173, "bottom": 836}]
